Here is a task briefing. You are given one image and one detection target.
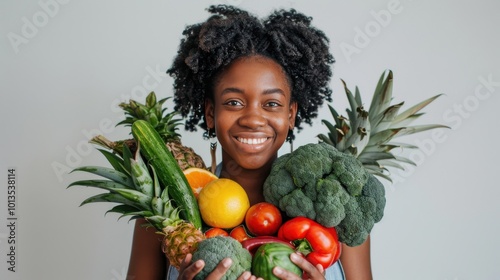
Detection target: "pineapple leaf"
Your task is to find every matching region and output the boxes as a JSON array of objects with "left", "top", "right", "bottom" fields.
[
  {"left": 160, "top": 187, "right": 170, "bottom": 202},
  {"left": 150, "top": 164, "right": 162, "bottom": 198},
  {"left": 106, "top": 204, "right": 141, "bottom": 215},
  {"left": 116, "top": 117, "right": 136, "bottom": 127},
  {"left": 327, "top": 104, "right": 340, "bottom": 123},
  {"left": 348, "top": 106, "right": 370, "bottom": 151},
  {"left": 377, "top": 159, "right": 406, "bottom": 170},
  {"left": 393, "top": 155, "right": 417, "bottom": 166},
  {"left": 368, "top": 169, "right": 393, "bottom": 182},
  {"left": 319, "top": 119, "right": 338, "bottom": 145},
  {"left": 358, "top": 151, "right": 395, "bottom": 163},
  {"left": 118, "top": 212, "right": 154, "bottom": 222},
  {"left": 80, "top": 193, "right": 143, "bottom": 209},
  {"left": 342, "top": 79, "right": 360, "bottom": 121},
  {"left": 318, "top": 133, "right": 334, "bottom": 146},
  {"left": 384, "top": 141, "right": 419, "bottom": 149},
  {"left": 369, "top": 70, "right": 393, "bottom": 121},
  {"left": 145, "top": 91, "right": 157, "bottom": 108},
  {"left": 393, "top": 94, "right": 444, "bottom": 125},
  {"left": 130, "top": 147, "right": 154, "bottom": 197},
  {"left": 70, "top": 166, "right": 134, "bottom": 189},
  {"left": 394, "top": 124, "right": 450, "bottom": 138},
  {"left": 151, "top": 196, "right": 164, "bottom": 216},
  {"left": 90, "top": 136, "right": 123, "bottom": 155},
  {"left": 369, "top": 128, "right": 403, "bottom": 146},
  {"left": 110, "top": 188, "right": 153, "bottom": 211},
  {"left": 95, "top": 148, "right": 128, "bottom": 175},
  {"left": 372, "top": 69, "right": 388, "bottom": 101},
  {"left": 128, "top": 215, "right": 148, "bottom": 223},
  {"left": 371, "top": 102, "right": 404, "bottom": 134},
  {"left": 68, "top": 179, "right": 129, "bottom": 190},
  {"left": 362, "top": 143, "right": 407, "bottom": 153},
  {"left": 122, "top": 144, "right": 133, "bottom": 174},
  {"left": 391, "top": 113, "right": 425, "bottom": 127},
  {"left": 354, "top": 86, "right": 362, "bottom": 107},
  {"left": 145, "top": 216, "right": 167, "bottom": 230}
]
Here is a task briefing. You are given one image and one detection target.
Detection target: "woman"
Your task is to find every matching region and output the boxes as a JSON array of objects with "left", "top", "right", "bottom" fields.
[{"left": 127, "top": 5, "right": 372, "bottom": 280}]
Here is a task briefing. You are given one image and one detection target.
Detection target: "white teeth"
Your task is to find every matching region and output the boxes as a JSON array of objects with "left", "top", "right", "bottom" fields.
[{"left": 238, "top": 137, "right": 267, "bottom": 144}]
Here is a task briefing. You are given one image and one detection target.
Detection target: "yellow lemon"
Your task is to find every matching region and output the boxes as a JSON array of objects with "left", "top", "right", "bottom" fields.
[{"left": 198, "top": 178, "right": 250, "bottom": 229}]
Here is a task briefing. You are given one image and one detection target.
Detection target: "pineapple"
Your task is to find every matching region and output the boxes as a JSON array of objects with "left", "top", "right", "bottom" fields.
[
  {"left": 91, "top": 91, "right": 206, "bottom": 171},
  {"left": 68, "top": 145, "right": 205, "bottom": 269},
  {"left": 318, "top": 70, "right": 448, "bottom": 182}
]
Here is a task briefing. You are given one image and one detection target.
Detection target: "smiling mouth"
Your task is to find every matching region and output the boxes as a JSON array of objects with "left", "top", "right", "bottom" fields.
[{"left": 236, "top": 137, "right": 269, "bottom": 145}]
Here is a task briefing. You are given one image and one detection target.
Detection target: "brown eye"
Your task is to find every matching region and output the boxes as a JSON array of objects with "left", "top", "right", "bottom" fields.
[
  {"left": 224, "top": 100, "right": 242, "bottom": 106},
  {"left": 266, "top": 101, "right": 281, "bottom": 107}
]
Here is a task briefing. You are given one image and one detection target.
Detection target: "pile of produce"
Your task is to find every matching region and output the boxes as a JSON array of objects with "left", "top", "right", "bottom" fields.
[{"left": 69, "top": 70, "right": 446, "bottom": 278}]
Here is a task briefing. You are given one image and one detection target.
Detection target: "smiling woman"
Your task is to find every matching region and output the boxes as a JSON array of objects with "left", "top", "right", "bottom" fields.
[{"left": 127, "top": 4, "right": 367, "bottom": 280}]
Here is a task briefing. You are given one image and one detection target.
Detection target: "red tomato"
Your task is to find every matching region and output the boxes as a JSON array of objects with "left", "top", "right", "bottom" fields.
[
  {"left": 204, "top": 228, "right": 229, "bottom": 238},
  {"left": 244, "top": 202, "right": 282, "bottom": 236},
  {"left": 229, "top": 225, "right": 251, "bottom": 242}
]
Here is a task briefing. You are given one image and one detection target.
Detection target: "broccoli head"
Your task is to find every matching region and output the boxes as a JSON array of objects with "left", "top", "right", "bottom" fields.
[
  {"left": 263, "top": 142, "right": 386, "bottom": 247},
  {"left": 335, "top": 173, "right": 386, "bottom": 246},
  {"left": 191, "top": 236, "right": 252, "bottom": 280}
]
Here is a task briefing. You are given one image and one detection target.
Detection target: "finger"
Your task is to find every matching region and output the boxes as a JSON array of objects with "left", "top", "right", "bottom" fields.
[
  {"left": 179, "top": 253, "right": 193, "bottom": 271},
  {"left": 315, "top": 263, "right": 325, "bottom": 275},
  {"left": 272, "top": 266, "right": 302, "bottom": 280},
  {"left": 205, "top": 258, "right": 232, "bottom": 280},
  {"left": 236, "top": 271, "right": 252, "bottom": 280},
  {"left": 178, "top": 254, "right": 205, "bottom": 280},
  {"left": 289, "top": 253, "right": 324, "bottom": 279}
]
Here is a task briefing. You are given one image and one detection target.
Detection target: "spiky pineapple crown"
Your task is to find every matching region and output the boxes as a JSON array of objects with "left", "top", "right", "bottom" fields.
[
  {"left": 117, "top": 91, "right": 182, "bottom": 141},
  {"left": 318, "top": 70, "right": 448, "bottom": 182},
  {"left": 68, "top": 144, "right": 183, "bottom": 231}
]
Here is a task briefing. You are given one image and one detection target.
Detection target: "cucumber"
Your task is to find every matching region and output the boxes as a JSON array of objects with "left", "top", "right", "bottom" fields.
[{"left": 131, "top": 120, "right": 202, "bottom": 229}]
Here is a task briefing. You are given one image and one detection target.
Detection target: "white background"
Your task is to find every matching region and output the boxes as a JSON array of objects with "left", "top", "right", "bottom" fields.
[{"left": 1, "top": 0, "right": 499, "bottom": 279}]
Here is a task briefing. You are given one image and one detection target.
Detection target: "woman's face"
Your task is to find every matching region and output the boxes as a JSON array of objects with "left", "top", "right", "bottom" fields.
[{"left": 205, "top": 55, "right": 297, "bottom": 171}]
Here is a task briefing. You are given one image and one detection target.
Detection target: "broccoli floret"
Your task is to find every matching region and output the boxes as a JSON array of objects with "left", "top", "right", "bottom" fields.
[
  {"left": 331, "top": 154, "right": 368, "bottom": 196},
  {"left": 279, "top": 188, "right": 316, "bottom": 220},
  {"left": 263, "top": 142, "right": 386, "bottom": 247},
  {"left": 314, "top": 174, "right": 350, "bottom": 227},
  {"left": 335, "top": 173, "right": 386, "bottom": 246},
  {"left": 362, "top": 174, "right": 386, "bottom": 223},
  {"left": 284, "top": 142, "right": 333, "bottom": 188},
  {"left": 191, "top": 236, "right": 252, "bottom": 280},
  {"left": 335, "top": 195, "right": 377, "bottom": 246},
  {"left": 262, "top": 153, "right": 296, "bottom": 206}
]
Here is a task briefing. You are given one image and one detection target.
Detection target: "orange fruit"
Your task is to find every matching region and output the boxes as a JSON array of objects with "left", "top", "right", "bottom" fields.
[
  {"left": 229, "top": 225, "right": 251, "bottom": 242},
  {"left": 183, "top": 167, "right": 218, "bottom": 198},
  {"left": 204, "top": 228, "right": 229, "bottom": 238},
  {"left": 198, "top": 178, "right": 250, "bottom": 229}
]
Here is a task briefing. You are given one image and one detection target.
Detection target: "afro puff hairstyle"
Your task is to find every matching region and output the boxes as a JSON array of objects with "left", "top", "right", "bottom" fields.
[{"left": 167, "top": 5, "right": 335, "bottom": 141}]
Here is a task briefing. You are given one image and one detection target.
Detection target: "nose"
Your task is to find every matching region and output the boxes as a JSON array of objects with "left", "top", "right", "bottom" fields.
[{"left": 238, "top": 106, "right": 267, "bottom": 129}]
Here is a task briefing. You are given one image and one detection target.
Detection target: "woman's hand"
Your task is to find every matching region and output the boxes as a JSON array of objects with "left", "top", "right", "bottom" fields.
[
  {"left": 273, "top": 253, "right": 326, "bottom": 280},
  {"left": 178, "top": 254, "right": 262, "bottom": 280},
  {"left": 177, "top": 253, "right": 204, "bottom": 280}
]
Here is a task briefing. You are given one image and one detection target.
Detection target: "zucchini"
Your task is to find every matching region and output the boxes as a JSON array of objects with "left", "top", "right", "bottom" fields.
[{"left": 131, "top": 120, "right": 202, "bottom": 229}]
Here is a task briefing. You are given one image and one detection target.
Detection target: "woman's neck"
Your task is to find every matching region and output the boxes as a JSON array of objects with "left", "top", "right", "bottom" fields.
[{"left": 219, "top": 161, "right": 273, "bottom": 206}]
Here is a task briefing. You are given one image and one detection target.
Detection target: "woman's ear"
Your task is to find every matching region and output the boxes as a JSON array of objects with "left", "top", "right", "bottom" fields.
[
  {"left": 289, "top": 101, "right": 298, "bottom": 130},
  {"left": 205, "top": 99, "right": 215, "bottom": 129}
]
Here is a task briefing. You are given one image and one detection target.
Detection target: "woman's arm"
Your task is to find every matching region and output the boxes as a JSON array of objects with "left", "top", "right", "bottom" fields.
[
  {"left": 339, "top": 235, "right": 372, "bottom": 280},
  {"left": 127, "top": 218, "right": 167, "bottom": 280}
]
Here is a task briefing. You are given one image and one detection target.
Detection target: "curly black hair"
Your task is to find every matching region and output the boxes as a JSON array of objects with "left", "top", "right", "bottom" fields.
[{"left": 167, "top": 5, "right": 334, "bottom": 141}]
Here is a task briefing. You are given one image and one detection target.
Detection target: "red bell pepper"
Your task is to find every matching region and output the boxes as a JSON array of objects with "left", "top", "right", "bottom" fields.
[{"left": 277, "top": 217, "right": 341, "bottom": 269}]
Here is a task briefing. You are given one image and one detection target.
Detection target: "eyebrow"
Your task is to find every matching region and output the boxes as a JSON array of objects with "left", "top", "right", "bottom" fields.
[{"left": 220, "top": 87, "right": 286, "bottom": 96}]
